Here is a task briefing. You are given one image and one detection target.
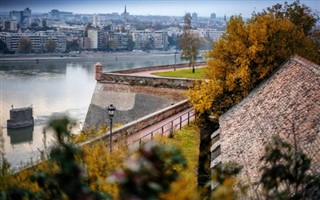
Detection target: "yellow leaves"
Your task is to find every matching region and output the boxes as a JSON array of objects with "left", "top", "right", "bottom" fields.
[
  {"left": 186, "top": 80, "right": 223, "bottom": 114},
  {"left": 82, "top": 142, "right": 128, "bottom": 198}
]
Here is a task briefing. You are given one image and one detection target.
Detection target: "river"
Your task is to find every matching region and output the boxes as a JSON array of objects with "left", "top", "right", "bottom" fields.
[{"left": 0, "top": 52, "right": 187, "bottom": 170}]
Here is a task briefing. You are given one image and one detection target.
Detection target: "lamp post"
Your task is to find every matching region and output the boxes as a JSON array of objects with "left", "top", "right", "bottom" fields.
[
  {"left": 174, "top": 51, "right": 177, "bottom": 71},
  {"left": 107, "top": 104, "right": 116, "bottom": 152}
]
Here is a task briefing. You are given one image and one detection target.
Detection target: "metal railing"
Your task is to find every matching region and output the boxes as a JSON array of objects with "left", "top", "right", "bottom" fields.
[{"left": 127, "top": 108, "right": 195, "bottom": 150}]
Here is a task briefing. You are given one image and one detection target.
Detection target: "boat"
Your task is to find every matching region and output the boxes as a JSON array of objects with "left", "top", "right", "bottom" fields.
[{"left": 7, "top": 106, "right": 34, "bottom": 129}]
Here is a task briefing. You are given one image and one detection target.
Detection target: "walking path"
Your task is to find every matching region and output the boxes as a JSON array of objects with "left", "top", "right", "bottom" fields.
[{"left": 114, "top": 108, "right": 195, "bottom": 151}]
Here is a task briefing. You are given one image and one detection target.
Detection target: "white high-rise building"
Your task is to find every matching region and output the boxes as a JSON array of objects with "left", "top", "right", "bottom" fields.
[{"left": 88, "top": 29, "right": 98, "bottom": 49}]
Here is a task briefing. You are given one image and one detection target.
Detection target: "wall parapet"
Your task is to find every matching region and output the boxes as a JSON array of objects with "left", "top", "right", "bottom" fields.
[
  {"left": 95, "top": 62, "right": 205, "bottom": 89},
  {"left": 111, "top": 62, "right": 205, "bottom": 74},
  {"left": 99, "top": 73, "right": 196, "bottom": 89}
]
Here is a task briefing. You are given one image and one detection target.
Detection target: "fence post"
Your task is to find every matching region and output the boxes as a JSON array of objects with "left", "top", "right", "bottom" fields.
[
  {"left": 188, "top": 111, "right": 190, "bottom": 126},
  {"left": 139, "top": 139, "right": 142, "bottom": 148},
  {"left": 169, "top": 121, "right": 174, "bottom": 138},
  {"left": 162, "top": 126, "right": 164, "bottom": 136},
  {"left": 151, "top": 131, "right": 153, "bottom": 139},
  {"left": 180, "top": 116, "right": 182, "bottom": 130}
]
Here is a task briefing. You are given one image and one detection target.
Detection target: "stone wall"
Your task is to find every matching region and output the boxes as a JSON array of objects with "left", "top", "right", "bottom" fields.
[
  {"left": 99, "top": 73, "right": 196, "bottom": 89},
  {"left": 111, "top": 62, "right": 205, "bottom": 74},
  {"left": 214, "top": 55, "right": 320, "bottom": 183},
  {"left": 94, "top": 62, "right": 205, "bottom": 89},
  {"left": 83, "top": 82, "right": 186, "bottom": 130},
  {"left": 81, "top": 100, "right": 191, "bottom": 147}
]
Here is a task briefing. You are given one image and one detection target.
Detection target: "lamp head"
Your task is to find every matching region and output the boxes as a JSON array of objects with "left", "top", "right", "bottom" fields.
[{"left": 107, "top": 104, "right": 116, "bottom": 117}]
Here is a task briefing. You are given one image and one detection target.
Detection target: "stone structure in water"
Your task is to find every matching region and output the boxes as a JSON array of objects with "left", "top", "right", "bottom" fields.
[{"left": 7, "top": 107, "right": 34, "bottom": 129}]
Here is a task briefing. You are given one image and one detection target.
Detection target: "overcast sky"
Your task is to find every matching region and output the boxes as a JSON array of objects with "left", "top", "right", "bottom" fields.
[{"left": 1, "top": 0, "right": 319, "bottom": 17}]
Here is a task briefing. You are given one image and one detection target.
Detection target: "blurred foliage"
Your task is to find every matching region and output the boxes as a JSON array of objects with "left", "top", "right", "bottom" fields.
[
  {"left": 1, "top": 116, "right": 111, "bottom": 200},
  {"left": 211, "top": 162, "right": 246, "bottom": 200},
  {"left": 0, "top": 119, "right": 200, "bottom": 200},
  {"left": 260, "top": 135, "right": 320, "bottom": 200},
  {"left": 108, "top": 141, "right": 187, "bottom": 200},
  {"left": 159, "top": 124, "right": 200, "bottom": 200}
]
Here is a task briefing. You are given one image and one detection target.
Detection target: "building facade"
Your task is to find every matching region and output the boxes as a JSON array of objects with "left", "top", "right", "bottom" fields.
[
  {"left": 87, "top": 28, "right": 98, "bottom": 49},
  {"left": 132, "top": 30, "right": 168, "bottom": 50},
  {"left": 205, "top": 29, "right": 225, "bottom": 42},
  {"left": 0, "top": 30, "right": 67, "bottom": 52}
]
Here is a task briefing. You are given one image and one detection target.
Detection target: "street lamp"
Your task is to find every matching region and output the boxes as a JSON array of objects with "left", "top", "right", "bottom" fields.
[
  {"left": 107, "top": 104, "right": 116, "bottom": 152},
  {"left": 174, "top": 51, "right": 177, "bottom": 71}
]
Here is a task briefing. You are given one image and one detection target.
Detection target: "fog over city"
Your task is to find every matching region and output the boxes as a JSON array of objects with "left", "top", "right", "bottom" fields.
[{"left": 2, "top": 0, "right": 319, "bottom": 17}]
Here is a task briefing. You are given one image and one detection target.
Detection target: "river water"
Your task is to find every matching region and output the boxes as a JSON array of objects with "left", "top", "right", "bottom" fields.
[{"left": 0, "top": 52, "right": 186, "bottom": 169}]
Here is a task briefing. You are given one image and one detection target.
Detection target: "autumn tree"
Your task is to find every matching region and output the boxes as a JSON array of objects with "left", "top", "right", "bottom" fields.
[
  {"left": 106, "top": 39, "right": 118, "bottom": 51},
  {"left": 18, "top": 37, "right": 33, "bottom": 53},
  {"left": 127, "top": 37, "right": 135, "bottom": 51},
  {"left": 179, "top": 13, "right": 200, "bottom": 73},
  {"left": 45, "top": 39, "right": 57, "bottom": 53},
  {"left": 187, "top": 1, "right": 320, "bottom": 120},
  {"left": 143, "top": 36, "right": 155, "bottom": 52},
  {"left": 261, "top": 0, "right": 319, "bottom": 35},
  {"left": 0, "top": 39, "right": 9, "bottom": 54}
]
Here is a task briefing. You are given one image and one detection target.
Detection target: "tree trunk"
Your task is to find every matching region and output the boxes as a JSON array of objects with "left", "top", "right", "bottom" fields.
[{"left": 197, "top": 114, "right": 219, "bottom": 198}]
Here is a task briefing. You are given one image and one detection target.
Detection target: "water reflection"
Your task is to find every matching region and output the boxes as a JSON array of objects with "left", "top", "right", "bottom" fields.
[{"left": 7, "top": 126, "right": 34, "bottom": 145}]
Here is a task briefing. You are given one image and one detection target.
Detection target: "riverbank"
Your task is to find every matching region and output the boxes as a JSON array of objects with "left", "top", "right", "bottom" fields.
[{"left": 0, "top": 51, "right": 181, "bottom": 62}]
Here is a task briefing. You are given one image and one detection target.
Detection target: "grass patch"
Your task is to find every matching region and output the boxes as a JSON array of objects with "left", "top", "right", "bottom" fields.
[
  {"left": 159, "top": 123, "right": 200, "bottom": 199},
  {"left": 152, "top": 68, "right": 205, "bottom": 79}
]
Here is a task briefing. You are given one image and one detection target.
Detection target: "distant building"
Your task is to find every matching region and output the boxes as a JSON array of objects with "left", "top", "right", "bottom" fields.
[
  {"left": 108, "top": 32, "right": 130, "bottom": 50},
  {"left": 9, "top": 8, "right": 31, "bottom": 27},
  {"left": 0, "top": 30, "right": 67, "bottom": 52},
  {"left": 4, "top": 20, "right": 18, "bottom": 31},
  {"left": 205, "top": 29, "right": 225, "bottom": 42},
  {"left": 87, "top": 28, "right": 98, "bottom": 49},
  {"left": 49, "top": 9, "right": 73, "bottom": 20},
  {"left": 132, "top": 30, "right": 168, "bottom": 50},
  {"left": 121, "top": 5, "right": 130, "bottom": 22},
  {"left": 192, "top": 12, "right": 198, "bottom": 21},
  {"left": 79, "top": 37, "right": 91, "bottom": 49},
  {"left": 210, "top": 12, "right": 216, "bottom": 20}
]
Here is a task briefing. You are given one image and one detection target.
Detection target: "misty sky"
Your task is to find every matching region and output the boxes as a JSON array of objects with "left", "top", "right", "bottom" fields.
[{"left": 1, "top": 0, "right": 319, "bottom": 17}]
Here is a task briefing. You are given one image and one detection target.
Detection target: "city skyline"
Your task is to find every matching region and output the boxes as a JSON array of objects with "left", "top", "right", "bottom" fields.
[{"left": 2, "top": 0, "right": 319, "bottom": 18}]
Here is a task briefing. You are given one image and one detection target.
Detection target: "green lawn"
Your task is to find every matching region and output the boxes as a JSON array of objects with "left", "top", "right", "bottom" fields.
[{"left": 152, "top": 67, "right": 205, "bottom": 79}]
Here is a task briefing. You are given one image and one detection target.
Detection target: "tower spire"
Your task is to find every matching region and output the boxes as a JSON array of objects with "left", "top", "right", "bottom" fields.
[{"left": 124, "top": 5, "right": 127, "bottom": 14}]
